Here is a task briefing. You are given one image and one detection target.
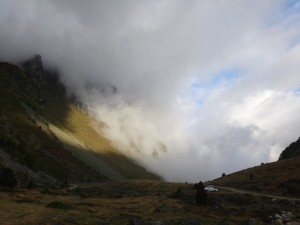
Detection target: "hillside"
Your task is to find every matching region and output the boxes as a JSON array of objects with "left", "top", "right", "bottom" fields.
[
  {"left": 279, "top": 137, "right": 300, "bottom": 160},
  {"left": 209, "top": 156, "right": 300, "bottom": 198},
  {"left": 209, "top": 138, "right": 300, "bottom": 198},
  {"left": 0, "top": 55, "right": 159, "bottom": 188}
]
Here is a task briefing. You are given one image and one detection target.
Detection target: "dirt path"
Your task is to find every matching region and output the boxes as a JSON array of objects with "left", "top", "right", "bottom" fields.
[{"left": 216, "top": 186, "right": 300, "bottom": 202}]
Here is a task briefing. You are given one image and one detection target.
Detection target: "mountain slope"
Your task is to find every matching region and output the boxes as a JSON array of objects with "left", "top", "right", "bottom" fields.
[
  {"left": 279, "top": 137, "right": 300, "bottom": 160},
  {"left": 209, "top": 156, "right": 300, "bottom": 198},
  {"left": 0, "top": 56, "right": 159, "bottom": 187}
]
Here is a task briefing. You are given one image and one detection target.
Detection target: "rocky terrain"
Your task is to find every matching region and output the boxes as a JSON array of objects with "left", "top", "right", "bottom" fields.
[
  {"left": 279, "top": 137, "right": 300, "bottom": 160},
  {"left": 0, "top": 56, "right": 159, "bottom": 188}
]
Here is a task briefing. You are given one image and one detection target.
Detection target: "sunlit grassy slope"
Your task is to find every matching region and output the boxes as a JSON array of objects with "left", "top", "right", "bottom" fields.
[
  {"left": 0, "top": 61, "right": 159, "bottom": 184},
  {"left": 51, "top": 104, "right": 160, "bottom": 180}
]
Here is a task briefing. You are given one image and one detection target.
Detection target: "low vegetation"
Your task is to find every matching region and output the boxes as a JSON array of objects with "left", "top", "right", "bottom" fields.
[
  {"left": 0, "top": 180, "right": 299, "bottom": 225},
  {"left": 46, "top": 201, "right": 74, "bottom": 210},
  {"left": 210, "top": 156, "right": 300, "bottom": 198},
  {"left": 0, "top": 166, "right": 18, "bottom": 188}
]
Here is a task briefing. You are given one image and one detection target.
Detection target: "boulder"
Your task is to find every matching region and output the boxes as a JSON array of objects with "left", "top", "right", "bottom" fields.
[{"left": 272, "top": 219, "right": 283, "bottom": 225}]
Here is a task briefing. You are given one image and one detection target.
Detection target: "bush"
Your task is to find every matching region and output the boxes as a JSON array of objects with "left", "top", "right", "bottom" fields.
[
  {"left": 254, "top": 203, "right": 281, "bottom": 221},
  {"left": 0, "top": 167, "right": 18, "bottom": 188},
  {"left": 46, "top": 201, "right": 74, "bottom": 210},
  {"left": 26, "top": 179, "right": 36, "bottom": 189}
]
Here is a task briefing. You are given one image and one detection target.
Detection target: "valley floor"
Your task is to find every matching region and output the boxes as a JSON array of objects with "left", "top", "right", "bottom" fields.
[{"left": 0, "top": 180, "right": 299, "bottom": 225}]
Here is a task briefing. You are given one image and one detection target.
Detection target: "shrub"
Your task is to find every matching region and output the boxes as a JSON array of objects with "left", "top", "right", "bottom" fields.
[
  {"left": 16, "top": 198, "right": 36, "bottom": 204},
  {"left": 46, "top": 201, "right": 74, "bottom": 210},
  {"left": 26, "top": 179, "right": 36, "bottom": 189},
  {"left": 0, "top": 167, "right": 18, "bottom": 188}
]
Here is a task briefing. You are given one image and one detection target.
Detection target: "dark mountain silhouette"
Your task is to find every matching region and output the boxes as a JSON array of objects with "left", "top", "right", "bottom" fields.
[
  {"left": 210, "top": 137, "right": 300, "bottom": 198},
  {"left": 278, "top": 137, "right": 300, "bottom": 160}
]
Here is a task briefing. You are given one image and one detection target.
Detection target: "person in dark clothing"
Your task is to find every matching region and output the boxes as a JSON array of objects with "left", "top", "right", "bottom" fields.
[
  {"left": 195, "top": 181, "right": 207, "bottom": 206},
  {"left": 192, "top": 183, "right": 198, "bottom": 190},
  {"left": 250, "top": 171, "right": 254, "bottom": 180}
]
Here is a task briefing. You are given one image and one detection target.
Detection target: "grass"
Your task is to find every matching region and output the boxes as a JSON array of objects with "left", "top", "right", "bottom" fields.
[
  {"left": 209, "top": 156, "right": 300, "bottom": 198},
  {"left": 0, "top": 180, "right": 299, "bottom": 225},
  {"left": 46, "top": 201, "right": 74, "bottom": 210},
  {"left": 61, "top": 105, "right": 160, "bottom": 180}
]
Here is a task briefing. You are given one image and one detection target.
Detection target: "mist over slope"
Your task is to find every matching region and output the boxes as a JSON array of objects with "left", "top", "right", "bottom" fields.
[
  {"left": 1, "top": 1, "right": 300, "bottom": 181},
  {"left": 0, "top": 57, "right": 159, "bottom": 187}
]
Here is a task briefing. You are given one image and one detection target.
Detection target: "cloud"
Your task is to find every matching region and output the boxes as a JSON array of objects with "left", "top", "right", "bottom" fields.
[{"left": 0, "top": 0, "right": 300, "bottom": 181}]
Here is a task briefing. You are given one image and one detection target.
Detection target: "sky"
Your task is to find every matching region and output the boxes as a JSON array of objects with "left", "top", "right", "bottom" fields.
[{"left": 0, "top": 0, "right": 300, "bottom": 182}]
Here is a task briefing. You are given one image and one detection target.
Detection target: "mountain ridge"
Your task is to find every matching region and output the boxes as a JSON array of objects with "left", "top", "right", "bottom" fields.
[
  {"left": 210, "top": 153, "right": 300, "bottom": 198},
  {"left": 0, "top": 55, "right": 160, "bottom": 188},
  {"left": 278, "top": 137, "right": 300, "bottom": 160}
]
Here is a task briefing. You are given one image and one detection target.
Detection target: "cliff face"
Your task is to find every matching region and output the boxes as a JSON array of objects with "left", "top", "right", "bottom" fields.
[
  {"left": 0, "top": 56, "right": 160, "bottom": 188},
  {"left": 278, "top": 137, "right": 300, "bottom": 160},
  {"left": 22, "top": 54, "right": 44, "bottom": 79}
]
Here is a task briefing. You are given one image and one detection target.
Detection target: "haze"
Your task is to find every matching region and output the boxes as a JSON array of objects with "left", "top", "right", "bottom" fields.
[{"left": 1, "top": 0, "right": 300, "bottom": 182}]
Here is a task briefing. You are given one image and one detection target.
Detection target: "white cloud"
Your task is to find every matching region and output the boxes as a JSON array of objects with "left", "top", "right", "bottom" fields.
[{"left": 0, "top": 0, "right": 300, "bottom": 181}]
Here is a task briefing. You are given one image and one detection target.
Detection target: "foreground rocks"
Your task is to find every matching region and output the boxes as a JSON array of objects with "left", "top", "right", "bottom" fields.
[{"left": 270, "top": 211, "right": 299, "bottom": 225}]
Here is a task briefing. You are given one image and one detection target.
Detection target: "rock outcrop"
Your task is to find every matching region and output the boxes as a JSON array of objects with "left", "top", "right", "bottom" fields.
[
  {"left": 279, "top": 137, "right": 300, "bottom": 160},
  {"left": 0, "top": 55, "right": 160, "bottom": 188}
]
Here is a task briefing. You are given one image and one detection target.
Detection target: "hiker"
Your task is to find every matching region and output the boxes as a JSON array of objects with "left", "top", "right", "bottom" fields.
[
  {"left": 195, "top": 181, "right": 207, "bottom": 206},
  {"left": 250, "top": 171, "right": 253, "bottom": 180},
  {"left": 193, "top": 183, "right": 198, "bottom": 190}
]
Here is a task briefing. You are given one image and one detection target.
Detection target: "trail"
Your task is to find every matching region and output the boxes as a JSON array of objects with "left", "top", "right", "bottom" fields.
[{"left": 216, "top": 186, "right": 300, "bottom": 202}]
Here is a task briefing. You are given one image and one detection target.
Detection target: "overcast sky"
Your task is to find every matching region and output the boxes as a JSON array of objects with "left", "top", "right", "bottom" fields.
[{"left": 1, "top": 0, "right": 300, "bottom": 182}]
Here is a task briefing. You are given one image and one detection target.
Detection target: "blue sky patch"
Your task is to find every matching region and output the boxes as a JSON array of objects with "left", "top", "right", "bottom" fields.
[
  {"left": 284, "top": 0, "right": 300, "bottom": 21},
  {"left": 184, "top": 69, "right": 243, "bottom": 107},
  {"left": 293, "top": 87, "right": 300, "bottom": 96},
  {"left": 285, "top": 0, "right": 300, "bottom": 9},
  {"left": 190, "top": 69, "right": 242, "bottom": 90},
  {"left": 265, "top": 0, "right": 300, "bottom": 28}
]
